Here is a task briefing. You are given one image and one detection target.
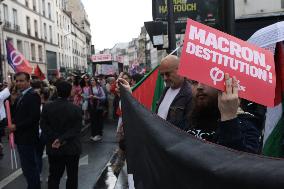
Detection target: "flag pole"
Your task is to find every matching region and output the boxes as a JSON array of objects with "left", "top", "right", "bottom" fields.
[
  {"left": 169, "top": 44, "right": 183, "bottom": 55},
  {"left": 5, "top": 101, "right": 17, "bottom": 170},
  {"left": 0, "top": 35, "right": 2, "bottom": 82}
]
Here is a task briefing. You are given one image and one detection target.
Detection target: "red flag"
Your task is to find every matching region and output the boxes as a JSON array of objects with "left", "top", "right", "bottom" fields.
[
  {"left": 6, "top": 40, "right": 33, "bottom": 74},
  {"left": 34, "top": 65, "right": 46, "bottom": 80}
]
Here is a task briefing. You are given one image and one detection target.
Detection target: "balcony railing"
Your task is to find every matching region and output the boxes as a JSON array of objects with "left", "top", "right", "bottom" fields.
[
  {"left": 3, "top": 21, "right": 11, "bottom": 29},
  {"left": 14, "top": 25, "right": 20, "bottom": 32}
]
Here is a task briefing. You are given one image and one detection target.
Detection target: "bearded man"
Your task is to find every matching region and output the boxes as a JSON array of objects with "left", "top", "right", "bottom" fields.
[{"left": 186, "top": 74, "right": 260, "bottom": 153}]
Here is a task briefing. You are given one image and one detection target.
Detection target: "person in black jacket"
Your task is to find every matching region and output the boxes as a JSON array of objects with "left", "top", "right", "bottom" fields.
[
  {"left": 187, "top": 73, "right": 260, "bottom": 153},
  {"left": 10, "top": 72, "right": 41, "bottom": 189},
  {"left": 40, "top": 80, "right": 82, "bottom": 189}
]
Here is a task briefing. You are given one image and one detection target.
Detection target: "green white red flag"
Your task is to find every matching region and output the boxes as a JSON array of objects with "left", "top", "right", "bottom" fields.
[
  {"left": 262, "top": 42, "right": 284, "bottom": 157},
  {"left": 132, "top": 65, "right": 164, "bottom": 111}
]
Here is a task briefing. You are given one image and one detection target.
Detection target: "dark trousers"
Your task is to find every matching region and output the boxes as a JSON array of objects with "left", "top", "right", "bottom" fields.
[
  {"left": 17, "top": 144, "right": 41, "bottom": 189},
  {"left": 36, "top": 134, "right": 47, "bottom": 174},
  {"left": 48, "top": 155, "right": 80, "bottom": 189},
  {"left": 0, "top": 119, "right": 6, "bottom": 143},
  {"left": 90, "top": 108, "right": 104, "bottom": 137}
]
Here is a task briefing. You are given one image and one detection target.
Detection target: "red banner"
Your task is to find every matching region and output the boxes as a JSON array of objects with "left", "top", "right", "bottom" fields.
[
  {"left": 91, "top": 54, "right": 112, "bottom": 62},
  {"left": 178, "top": 19, "right": 275, "bottom": 107}
]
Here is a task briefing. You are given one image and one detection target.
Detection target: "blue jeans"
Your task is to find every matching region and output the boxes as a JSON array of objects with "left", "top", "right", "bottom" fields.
[{"left": 17, "top": 144, "right": 41, "bottom": 189}]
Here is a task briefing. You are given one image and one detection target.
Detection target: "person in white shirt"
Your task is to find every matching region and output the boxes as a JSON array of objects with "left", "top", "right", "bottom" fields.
[
  {"left": 155, "top": 55, "right": 192, "bottom": 130},
  {"left": 0, "top": 83, "right": 11, "bottom": 157}
]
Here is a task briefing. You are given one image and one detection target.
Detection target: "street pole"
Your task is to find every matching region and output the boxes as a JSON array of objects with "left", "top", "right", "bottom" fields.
[
  {"left": 220, "top": 0, "right": 235, "bottom": 35},
  {"left": 0, "top": 0, "right": 4, "bottom": 83},
  {"left": 167, "top": 0, "right": 176, "bottom": 55},
  {"left": 0, "top": 28, "right": 3, "bottom": 83}
]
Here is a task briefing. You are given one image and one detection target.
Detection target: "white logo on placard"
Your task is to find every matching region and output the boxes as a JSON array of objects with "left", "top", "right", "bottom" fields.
[
  {"left": 210, "top": 67, "right": 246, "bottom": 91},
  {"left": 10, "top": 50, "right": 24, "bottom": 66},
  {"left": 210, "top": 67, "right": 224, "bottom": 85},
  {"left": 237, "top": 80, "right": 246, "bottom": 92}
]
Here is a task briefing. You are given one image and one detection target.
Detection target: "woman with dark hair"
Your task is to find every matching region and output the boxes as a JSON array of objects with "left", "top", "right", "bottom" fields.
[
  {"left": 71, "top": 76, "right": 82, "bottom": 107},
  {"left": 80, "top": 75, "right": 92, "bottom": 125},
  {"left": 89, "top": 78, "right": 106, "bottom": 141},
  {"left": 31, "top": 79, "right": 44, "bottom": 99}
]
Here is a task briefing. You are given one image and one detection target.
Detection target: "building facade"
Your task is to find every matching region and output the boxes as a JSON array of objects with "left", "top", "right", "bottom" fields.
[
  {"left": 0, "top": 0, "right": 91, "bottom": 81},
  {"left": 41, "top": 0, "right": 57, "bottom": 79},
  {"left": 65, "top": 0, "right": 92, "bottom": 76},
  {"left": 51, "top": 0, "right": 89, "bottom": 78},
  {"left": 1, "top": 0, "right": 54, "bottom": 80},
  {"left": 235, "top": 0, "right": 284, "bottom": 18}
]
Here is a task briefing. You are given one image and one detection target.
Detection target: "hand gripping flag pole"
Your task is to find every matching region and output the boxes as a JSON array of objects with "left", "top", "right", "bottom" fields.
[{"left": 5, "top": 101, "right": 18, "bottom": 169}]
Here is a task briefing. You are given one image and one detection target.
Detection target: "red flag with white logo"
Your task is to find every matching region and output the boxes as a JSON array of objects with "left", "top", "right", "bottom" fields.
[{"left": 6, "top": 40, "right": 33, "bottom": 74}]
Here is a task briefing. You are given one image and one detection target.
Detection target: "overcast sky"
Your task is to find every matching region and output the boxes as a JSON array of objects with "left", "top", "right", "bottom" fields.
[{"left": 81, "top": 0, "right": 152, "bottom": 51}]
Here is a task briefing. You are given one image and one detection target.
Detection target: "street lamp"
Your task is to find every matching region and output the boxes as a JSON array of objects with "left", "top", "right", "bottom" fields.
[
  {"left": 0, "top": 0, "right": 5, "bottom": 82},
  {"left": 167, "top": 0, "right": 176, "bottom": 54}
]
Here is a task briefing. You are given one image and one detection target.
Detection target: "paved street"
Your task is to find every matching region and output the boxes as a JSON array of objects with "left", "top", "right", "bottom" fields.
[{"left": 0, "top": 120, "right": 118, "bottom": 189}]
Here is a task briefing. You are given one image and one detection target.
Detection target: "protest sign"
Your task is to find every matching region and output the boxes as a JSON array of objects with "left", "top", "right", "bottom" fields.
[
  {"left": 91, "top": 54, "right": 112, "bottom": 62},
  {"left": 178, "top": 19, "right": 275, "bottom": 107}
]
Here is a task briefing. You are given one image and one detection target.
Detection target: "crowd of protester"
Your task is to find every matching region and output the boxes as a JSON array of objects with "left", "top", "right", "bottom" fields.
[
  {"left": 0, "top": 54, "right": 270, "bottom": 188},
  {"left": 0, "top": 71, "right": 144, "bottom": 189}
]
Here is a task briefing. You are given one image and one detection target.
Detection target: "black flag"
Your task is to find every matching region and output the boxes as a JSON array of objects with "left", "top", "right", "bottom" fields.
[{"left": 121, "top": 86, "right": 284, "bottom": 189}]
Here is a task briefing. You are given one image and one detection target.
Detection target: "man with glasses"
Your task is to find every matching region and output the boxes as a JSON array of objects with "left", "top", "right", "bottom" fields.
[{"left": 155, "top": 55, "right": 192, "bottom": 130}]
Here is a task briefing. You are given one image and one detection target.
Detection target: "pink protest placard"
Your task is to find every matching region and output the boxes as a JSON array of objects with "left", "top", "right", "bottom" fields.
[{"left": 178, "top": 19, "right": 275, "bottom": 107}]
